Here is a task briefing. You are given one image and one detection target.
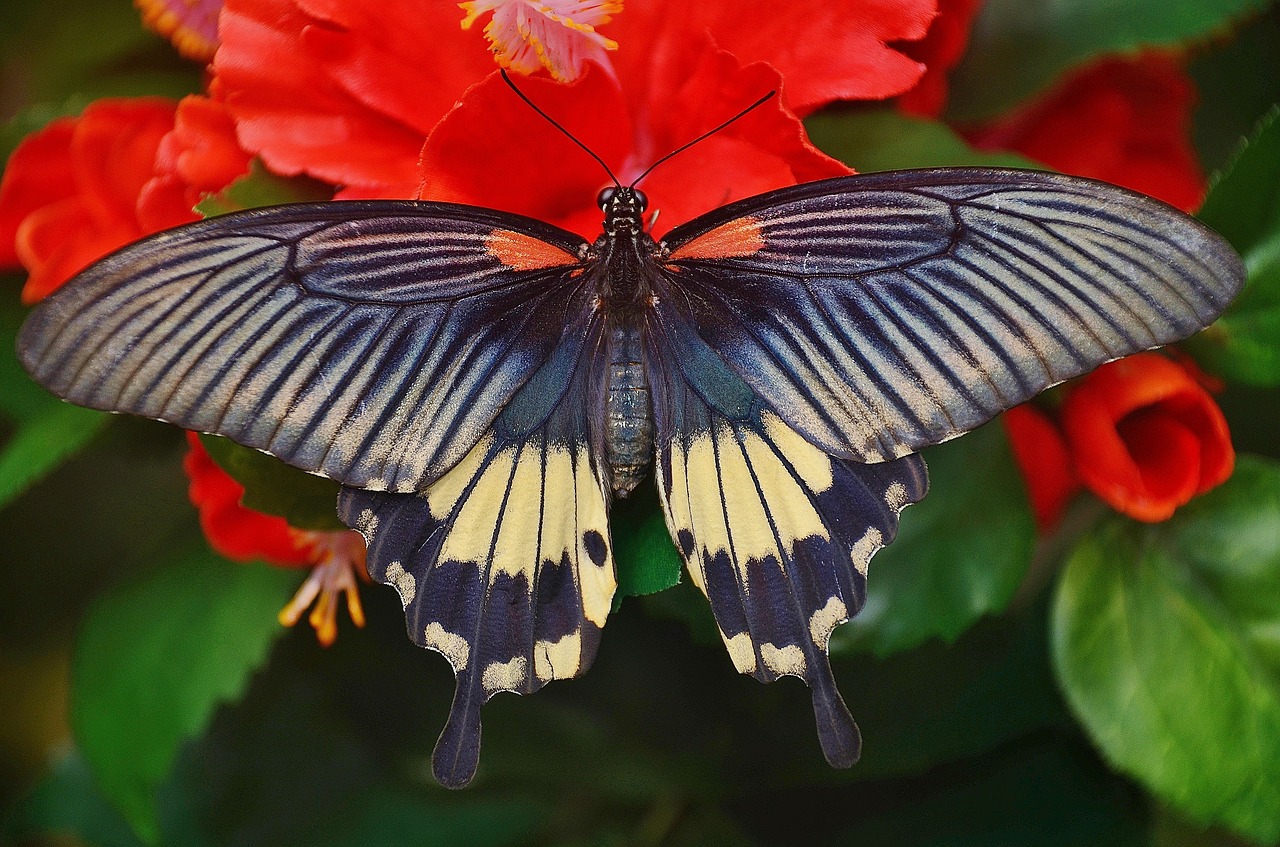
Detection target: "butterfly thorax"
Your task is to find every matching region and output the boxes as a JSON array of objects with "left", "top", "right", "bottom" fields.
[{"left": 595, "top": 188, "right": 657, "bottom": 496}]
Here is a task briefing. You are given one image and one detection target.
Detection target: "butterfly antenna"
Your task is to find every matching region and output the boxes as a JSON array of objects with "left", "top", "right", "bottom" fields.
[
  {"left": 501, "top": 69, "right": 621, "bottom": 187},
  {"left": 630, "top": 90, "right": 777, "bottom": 189}
]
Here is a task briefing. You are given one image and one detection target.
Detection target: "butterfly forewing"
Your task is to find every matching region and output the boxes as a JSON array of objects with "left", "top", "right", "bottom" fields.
[
  {"left": 17, "top": 200, "right": 589, "bottom": 492},
  {"left": 661, "top": 168, "right": 1245, "bottom": 464}
]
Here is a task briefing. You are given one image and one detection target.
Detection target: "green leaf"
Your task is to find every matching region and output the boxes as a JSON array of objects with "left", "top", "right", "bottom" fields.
[
  {"left": 0, "top": 401, "right": 109, "bottom": 510},
  {"left": 199, "top": 435, "right": 345, "bottom": 531},
  {"left": 611, "top": 484, "right": 682, "bottom": 603},
  {"left": 2, "top": 750, "right": 147, "bottom": 847},
  {"left": 0, "top": 297, "right": 60, "bottom": 423},
  {"left": 834, "top": 422, "right": 1036, "bottom": 657},
  {"left": 72, "top": 547, "right": 303, "bottom": 844},
  {"left": 1160, "top": 456, "right": 1280, "bottom": 678},
  {"left": 195, "top": 159, "right": 333, "bottom": 218},
  {"left": 0, "top": 299, "right": 111, "bottom": 509},
  {"left": 1189, "top": 109, "right": 1280, "bottom": 385},
  {"left": 805, "top": 108, "right": 1040, "bottom": 172},
  {"left": 1052, "top": 459, "right": 1280, "bottom": 843},
  {"left": 945, "top": 0, "right": 1269, "bottom": 122}
]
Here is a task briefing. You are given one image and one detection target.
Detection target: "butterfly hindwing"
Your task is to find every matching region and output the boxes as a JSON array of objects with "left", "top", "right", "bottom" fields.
[
  {"left": 645, "top": 296, "right": 927, "bottom": 766},
  {"left": 661, "top": 168, "right": 1245, "bottom": 463},
  {"left": 18, "top": 201, "right": 589, "bottom": 492},
  {"left": 338, "top": 304, "right": 615, "bottom": 788}
]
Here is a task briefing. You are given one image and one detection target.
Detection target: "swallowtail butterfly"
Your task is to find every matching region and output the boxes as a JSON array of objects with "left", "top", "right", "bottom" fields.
[{"left": 17, "top": 86, "right": 1244, "bottom": 787}]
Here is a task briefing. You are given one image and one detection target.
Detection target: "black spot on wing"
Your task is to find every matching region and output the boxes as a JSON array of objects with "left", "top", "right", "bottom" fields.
[{"left": 583, "top": 530, "right": 608, "bottom": 568}]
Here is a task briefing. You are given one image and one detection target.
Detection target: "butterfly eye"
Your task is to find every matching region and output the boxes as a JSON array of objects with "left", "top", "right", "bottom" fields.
[
  {"left": 632, "top": 189, "right": 649, "bottom": 212},
  {"left": 596, "top": 186, "right": 617, "bottom": 210}
]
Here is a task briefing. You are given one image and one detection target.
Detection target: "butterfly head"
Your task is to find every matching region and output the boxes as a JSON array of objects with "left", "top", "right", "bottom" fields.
[{"left": 598, "top": 186, "right": 648, "bottom": 235}]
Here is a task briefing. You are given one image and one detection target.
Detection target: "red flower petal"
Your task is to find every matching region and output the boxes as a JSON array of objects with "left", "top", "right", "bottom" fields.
[
  {"left": 213, "top": 0, "right": 492, "bottom": 194},
  {"left": 139, "top": 96, "right": 251, "bottom": 231},
  {"left": 16, "top": 198, "right": 137, "bottom": 302},
  {"left": 1003, "top": 404, "right": 1080, "bottom": 531},
  {"left": 898, "top": 0, "right": 984, "bottom": 117},
  {"left": 183, "top": 433, "right": 314, "bottom": 566},
  {"left": 0, "top": 119, "right": 77, "bottom": 269},
  {"left": 1062, "top": 354, "right": 1234, "bottom": 522},
  {"left": 419, "top": 66, "right": 632, "bottom": 236},
  {"left": 0, "top": 99, "right": 185, "bottom": 302},
  {"left": 626, "top": 0, "right": 936, "bottom": 115},
  {"left": 966, "top": 52, "right": 1205, "bottom": 211},
  {"left": 419, "top": 57, "right": 847, "bottom": 240}
]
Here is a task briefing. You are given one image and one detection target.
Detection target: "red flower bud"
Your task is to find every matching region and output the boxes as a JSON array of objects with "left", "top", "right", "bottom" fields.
[
  {"left": 1003, "top": 404, "right": 1081, "bottom": 532},
  {"left": 1061, "top": 353, "right": 1234, "bottom": 522}
]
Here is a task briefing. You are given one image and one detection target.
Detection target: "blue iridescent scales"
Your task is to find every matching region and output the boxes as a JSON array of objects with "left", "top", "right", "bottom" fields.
[{"left": 17, "top": 168, "right": 1244, "bottom": 788}]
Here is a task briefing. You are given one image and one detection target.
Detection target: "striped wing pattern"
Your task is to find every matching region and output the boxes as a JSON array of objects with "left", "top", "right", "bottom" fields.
[
  {"left": 18, "top": 201, "right": 589, "bottom": 492},
  {"left": 338, "top": 311, "right": 615, "bottom": 789},
  {"left": 646, "top": 297, "right": 927, "bottom": 766},
  {"left": 662, "top": 169, "right": 1246, "bottom": 463}
]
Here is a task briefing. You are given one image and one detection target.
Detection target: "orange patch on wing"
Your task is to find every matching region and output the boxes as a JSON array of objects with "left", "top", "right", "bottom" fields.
[
  {"left": 668, "top": 216, "right": 766, "bottom": 262},
  {"left": 487, "top": 229, "right": 580, "bottom": 271}
]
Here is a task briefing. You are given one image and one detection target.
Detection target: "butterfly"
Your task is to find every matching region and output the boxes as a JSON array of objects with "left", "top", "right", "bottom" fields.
[{"left": 17, "top": 122, "right": 1243, "bottom": 787}]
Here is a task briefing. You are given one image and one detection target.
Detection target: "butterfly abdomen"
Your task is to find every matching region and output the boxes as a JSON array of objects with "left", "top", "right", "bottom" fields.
[{"left": 604, "top": 323, "right": 652, "bottom": 497}]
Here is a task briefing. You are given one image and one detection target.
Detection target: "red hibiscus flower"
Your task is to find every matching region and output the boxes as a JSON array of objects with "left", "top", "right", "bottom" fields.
[
  {"left": 212, "top": 0, "right": 936, "bottom": 210},
  {"left": 1005, "top": 354, "right": 1234, "bottom": 529},
  {"left": 1060, "top": 354, "right": 1233, "bottom": 523},
  {"left": 0, "top": 96, "right": 249, "bottom": 302},
  {"left": 0, "top": 100, "right": 178, "bottom": 302},
  {"left": 183, "top": 434, "right": 368, "bottom": 646},
  {"left": 965, "top": 51, "right": 1206, "bottom": 211}
]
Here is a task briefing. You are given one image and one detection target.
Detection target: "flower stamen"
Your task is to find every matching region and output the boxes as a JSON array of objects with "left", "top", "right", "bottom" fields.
[
  {"left": 460, "top": 1, "right": 621, "bottom": 82},
  {"left": 278, "top": 530, "right": 369, "bottom": 647}
]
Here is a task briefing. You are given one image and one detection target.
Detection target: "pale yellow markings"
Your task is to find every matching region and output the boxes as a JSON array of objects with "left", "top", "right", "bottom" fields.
[
  {"left": 426, "top": 434, "right": 495, "bottom": 521},
  {"left": 809, "top": 596, "right": 848, "bottom": 647},
  {"left": 762, "top": 413, "right": 833, "bottom": 492},
  {"left": 435, "top": 446, "right": 516, "bottom": 566},
  {"left": 533, "top": 629, "right": 582, "bottom": 682},
  {"left": 424, "top": 622, "right": 470, "bottom": 670},
  {"left": 850, "top": 528, "right": 884, "bottom": 578},
  {"left": 761, "top": 643, "right": 807, "bottom": 677},
  {"left": 573, "top": 450, "right": 615, "bottom": 627},
  {"left": 659, "top": 444, "right": 709, "bottom": 591},
  {"left": 487, "top": 443, "right": 548, "bottom": 584},
  {"left": 356, "top": 509, "right": 378, "bottom": 539},
  {"left": 683, "top": 428, "right": 737, "bottom": 561},
  {"left": 740, "top": 429, "right": 827, "bottom": 554},
  {"left": 384, "top": 561, "right": 416, "bottom": 606},
  {"left": 769, "top": 310, "right": 884, "bottom": 456},
  {"left": 482, "top": 656, "right": 528, "bottom": 694},
  {"left": 884, "top": 481, "right": 910, "bottom": 511},
  {"left": 721, "top": 631, "right": 757, "bottom": 674}
]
